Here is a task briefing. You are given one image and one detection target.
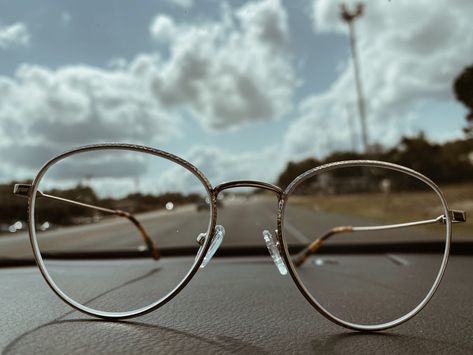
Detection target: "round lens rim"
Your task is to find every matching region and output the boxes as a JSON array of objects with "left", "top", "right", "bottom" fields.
[
  {"left": 277, "top": 160, "right": 451, "bottom": 331},
  {"left": 27, "top": 143, "right": 217, "bottom": 319}
]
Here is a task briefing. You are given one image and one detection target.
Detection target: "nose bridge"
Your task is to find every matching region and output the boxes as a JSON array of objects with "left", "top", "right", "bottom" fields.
[
  {"left": 212, "top": 180, "right": 288, "bottom": 276},
  {"left": 213, "top": 180, "right": 283, "bottom": 196}
]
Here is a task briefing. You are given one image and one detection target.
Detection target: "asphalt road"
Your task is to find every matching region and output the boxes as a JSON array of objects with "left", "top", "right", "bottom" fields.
[{"left": 0, "top": 196, "right": 465, "bottom": 259}]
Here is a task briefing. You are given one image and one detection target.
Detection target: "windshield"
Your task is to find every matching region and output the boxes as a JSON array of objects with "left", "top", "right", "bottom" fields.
[{"left": 0, "top": 0, "right": 471, "bottom": 262}]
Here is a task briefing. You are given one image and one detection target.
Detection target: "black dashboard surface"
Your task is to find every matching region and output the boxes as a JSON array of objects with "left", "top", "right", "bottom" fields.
[{"left": 1, "top": 255, "right": 472, "bottom": 354}]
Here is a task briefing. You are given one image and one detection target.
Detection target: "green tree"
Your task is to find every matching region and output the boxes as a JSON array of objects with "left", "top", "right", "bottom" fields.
[
  {"left": 453, "top": 65, "right": 473, "bottom": 137},
  {"left": 276, "top": 158, "right": 320, "bottom": 189}
]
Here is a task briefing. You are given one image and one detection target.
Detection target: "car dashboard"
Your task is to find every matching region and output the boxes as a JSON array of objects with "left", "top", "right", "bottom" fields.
[{"left": 1, "top": 254, "right": 472, "bottom": 354}]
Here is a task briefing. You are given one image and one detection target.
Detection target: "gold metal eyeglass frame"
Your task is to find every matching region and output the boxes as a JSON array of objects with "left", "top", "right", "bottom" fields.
[{"left": 14, "top": 143, "right": 466, "bottom": 332}]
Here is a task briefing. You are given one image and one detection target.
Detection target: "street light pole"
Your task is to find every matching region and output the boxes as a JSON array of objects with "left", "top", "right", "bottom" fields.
[{"left": 340, "top": 3, "right": 369, "bottom": 152}]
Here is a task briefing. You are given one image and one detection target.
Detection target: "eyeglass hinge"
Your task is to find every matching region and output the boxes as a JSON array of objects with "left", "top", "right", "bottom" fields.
[
  {"left": 440, "top": 209, "right": 467, "bottom": 224},
  {"left": 449, "top": 209, "right": 466, "bottom": 223},
  {"left": 13, "top": 184, "right": 32, "bottom": 197}
]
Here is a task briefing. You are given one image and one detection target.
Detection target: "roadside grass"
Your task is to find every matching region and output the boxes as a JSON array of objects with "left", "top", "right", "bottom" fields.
[{"left": 291, "top": 183, "right": 472, "bottom": 237}]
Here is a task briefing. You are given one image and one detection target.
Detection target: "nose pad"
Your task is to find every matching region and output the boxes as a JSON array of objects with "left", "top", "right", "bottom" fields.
[
  {"left": 263, "top": 230, "right": 287, "bottom": 276},
  {"left": 198, "top": 225, "right": 225, "bottom": 268}
]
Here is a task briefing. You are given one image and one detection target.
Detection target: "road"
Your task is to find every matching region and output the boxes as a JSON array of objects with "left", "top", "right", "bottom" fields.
[{"left": 0, "top": 195, "right": 463, "bottom": 259}]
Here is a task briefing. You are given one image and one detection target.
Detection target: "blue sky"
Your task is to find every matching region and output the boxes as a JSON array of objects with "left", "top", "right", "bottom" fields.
[{"left": 0, "top": 0, "right": 470, "bottom": 187}]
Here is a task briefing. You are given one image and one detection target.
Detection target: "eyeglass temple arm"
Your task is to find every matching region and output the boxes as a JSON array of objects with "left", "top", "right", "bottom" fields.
[
  {"left": 13, "top": 183, "right": 160, "bottom": 260},
  {"left": 293, "top": 209, "right": 466, "bottom": 268}
]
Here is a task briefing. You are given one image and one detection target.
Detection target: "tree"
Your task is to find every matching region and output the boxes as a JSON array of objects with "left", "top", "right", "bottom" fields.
[
  {"left": 276, "top": 158, "right": 320, "bottom": 189},
  {"left": 453, "top": 65, "right": 473, "bottom": 136},
  {"left": 275, "top": 134, "right": 473, "bottom": 188},
  {"left": 387, "top": 133, "right": 443, "bottom": 179}
]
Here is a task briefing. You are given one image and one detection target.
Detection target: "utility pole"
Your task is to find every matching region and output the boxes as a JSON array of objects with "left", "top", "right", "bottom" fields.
[
  {"left": 340, "top": 3, "right": 369, "bottom": 152},
  {"left": 346, "top": 104, "right": 357, "bottom": 151}
]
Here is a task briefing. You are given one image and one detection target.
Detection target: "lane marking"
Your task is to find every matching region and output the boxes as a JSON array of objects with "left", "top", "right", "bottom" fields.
[
  {"left": 261, "top": 208, "right": 310, "bottom": 244},
  {"left": 385, "top": 254, "right": 409, "bottom": 266},
  {"left": 283, "top": 221, "right": 311, "bottom": 244}
]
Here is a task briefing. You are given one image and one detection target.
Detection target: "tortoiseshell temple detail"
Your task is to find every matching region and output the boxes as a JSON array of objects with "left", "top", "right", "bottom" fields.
[
  {"left": 293, "top": 226, "right": 353, "bottom": 267},
  {"left": 13, "top": 183, "right": 160, "bottom": 261},
  {"left": 115, "top": 210, "right": 160, "bottom": 260}
]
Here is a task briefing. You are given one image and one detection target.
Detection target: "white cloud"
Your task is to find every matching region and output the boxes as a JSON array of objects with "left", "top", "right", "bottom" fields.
[
  {"left": 150, "top": 15, "right": 177, "bottom": 42},
  {"left": 150, "top": 0, "right": 296, "bottom": 130},
  {"left": 0, "top": 59, "right": 179, "bottom": 179},
  {"left": 284, "top": 0, "right": 473, "bottom": 159},
  {"left": 160, "top": 145, "right": 283, "bottom": 193},
  {"left": 0, "top": 22, "right": 30, "bottom": 49},
  {"left": 0, "top": 1, "right": 298, "bottom": 183}
]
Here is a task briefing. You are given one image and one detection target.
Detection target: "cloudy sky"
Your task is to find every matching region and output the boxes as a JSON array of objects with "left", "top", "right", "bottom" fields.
[{"left": 0, "top": 0, "right": 471, "bottom": 191}]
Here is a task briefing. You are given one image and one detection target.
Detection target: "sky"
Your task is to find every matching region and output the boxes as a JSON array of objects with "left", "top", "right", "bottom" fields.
[{"left": 0, "top": 0, "right": 471, "bottom": 192}]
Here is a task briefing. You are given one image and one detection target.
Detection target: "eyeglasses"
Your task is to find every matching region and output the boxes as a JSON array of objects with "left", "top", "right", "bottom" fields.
[{"left": 14, "top": 143, "right": 466, "bottom": 331}]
